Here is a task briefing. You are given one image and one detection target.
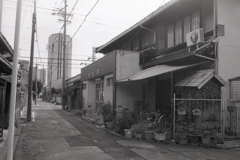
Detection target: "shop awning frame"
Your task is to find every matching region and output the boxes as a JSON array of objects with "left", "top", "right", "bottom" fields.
[
  {"left": 117, "top": 62, "right": 208, "bottom": 83},
  {"left": 174, "top": 69, "right": 229, "bottom": 89}
]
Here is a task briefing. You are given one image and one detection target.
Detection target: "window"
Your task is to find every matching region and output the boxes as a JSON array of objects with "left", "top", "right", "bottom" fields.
[
  {"left": 106, "top": 78, "right": 113, "bottom": 87},
  {"left": 191, "top": 11, "right": 200, "bottom": 31},
  {"left": 133, "top": 38, "right": 139, "bottom": 50},
  {"left": 175, "top": 20, "right": 183, "bottom": 45},
  {"left": 167, "top": 24, "right": 174, "bottom": 48},
  {"left": 82, "top": 84, "right": 87, "bottom": 89},
  {"left": 183, "top": 15, "right": 191, "bottom": 42},
  {"left": 141, "top": 33, "right": 150, "bottom": 48},
  {"left": 96, "top": 82, "right": 104, "bottom": 101}
]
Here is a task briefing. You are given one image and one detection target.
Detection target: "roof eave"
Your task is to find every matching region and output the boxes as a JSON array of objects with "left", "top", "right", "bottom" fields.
[{"left": 96, "top": 0, "right": 178, "bottom": 53}]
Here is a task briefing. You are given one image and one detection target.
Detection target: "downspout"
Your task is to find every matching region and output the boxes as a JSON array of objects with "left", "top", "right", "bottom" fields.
[
  {"left": 213, "top": 0, "right": 218, "bottom": 74},
  {"left": 140, "top": 25, "right": 156, "bottom": 44},
  {"left": 113, "top": 50, "right": 117, "bottom": 110}
]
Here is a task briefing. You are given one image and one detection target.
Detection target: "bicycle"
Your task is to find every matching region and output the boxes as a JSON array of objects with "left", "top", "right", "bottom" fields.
[{"left": 78, "top": 104, "right": 111, "bottom": 121}]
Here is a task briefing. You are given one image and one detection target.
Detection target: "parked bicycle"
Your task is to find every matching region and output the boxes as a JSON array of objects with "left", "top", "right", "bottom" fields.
[{"left": 76, "top": 104, "right": 111, "bottom": 121}]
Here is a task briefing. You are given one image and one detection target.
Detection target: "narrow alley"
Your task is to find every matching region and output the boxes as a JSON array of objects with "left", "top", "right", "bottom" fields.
[{"left": 9, "top": 99, "right": 240, "bottom": 160}]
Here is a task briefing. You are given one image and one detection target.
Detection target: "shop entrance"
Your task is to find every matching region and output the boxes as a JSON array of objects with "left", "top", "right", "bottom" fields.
[
  {"left": 96, "top": 81, "right": 104, "bottom": 110},
  {"left": 156, "top": 78, "right": 171, "bottom": 112}
]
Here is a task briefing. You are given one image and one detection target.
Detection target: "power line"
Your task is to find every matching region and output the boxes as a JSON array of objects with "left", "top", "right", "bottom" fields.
[
  {"left": 66, "top": 0, "right": 100, "bottom": 47},
  {"left": 68, "top": 0, "right": 78, "bottom": 19},
  {"left": 35, "top": 20, "right": 42, "bottom": 63},
  {"left": 19, "top": 56, "right": 94, "bottom": 61}
]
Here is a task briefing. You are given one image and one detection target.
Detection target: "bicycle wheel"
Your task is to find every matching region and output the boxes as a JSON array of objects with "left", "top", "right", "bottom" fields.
[
  {"left": 81, "top": 109, "right": 92, "bottom": 121},
  {"left": 158, "top": 114, "right": 171, "bottom": 130}
]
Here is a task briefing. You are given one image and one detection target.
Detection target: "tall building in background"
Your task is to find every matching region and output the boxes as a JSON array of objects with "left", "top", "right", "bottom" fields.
[{"left": 47, "top": 33, "right": 72, "bottom": 87}]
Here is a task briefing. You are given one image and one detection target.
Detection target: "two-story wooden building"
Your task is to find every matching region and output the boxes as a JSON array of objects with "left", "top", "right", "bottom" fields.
[{"left": 95, "top": 0, "right": 240, "bottom": 113}]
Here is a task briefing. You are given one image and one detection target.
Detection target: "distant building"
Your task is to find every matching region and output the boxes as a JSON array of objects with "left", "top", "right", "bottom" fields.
[
  {"left": 47, "top": 33, "right": 72, "bottom": 88},
  {"left": 39, "top": 68, "right": 46, "bottom": 86},
  {"left": 18, "top": 59, "right": 29, "bottom": 85}
]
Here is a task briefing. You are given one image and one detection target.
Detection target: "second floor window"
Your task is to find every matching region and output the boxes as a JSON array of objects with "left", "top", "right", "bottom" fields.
[
  {"left": 191, "top": 11, "right": 200, "bottom": 31},
  {"left": 167, "top": 24, "right": 174, "bottom": 48},
  {"left": 175, "top": 20, "right": 183, "bottom": 45},
  {"left": 142, "top": 33, "right": 150, "bottom": 48},
  {"left": 183, "top": 15, "right": 191, "bottom": 42},
  {"left": 133, "top": 38, "right": 139, "bottom": 51}
]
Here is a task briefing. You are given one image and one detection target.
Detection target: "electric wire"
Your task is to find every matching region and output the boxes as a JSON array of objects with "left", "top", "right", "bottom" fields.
[{"left": 66, "top": 0, "right": 100, "bottom": 47}]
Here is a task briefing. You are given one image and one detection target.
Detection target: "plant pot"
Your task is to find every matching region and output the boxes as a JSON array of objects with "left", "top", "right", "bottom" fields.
[
  {"left": 105, "top": 122, "right": 114, "bottom": 129},
  {"left": 227, "top": 106, "right": 235, "bottom": 113},
  {"left": 124, "top": 129, "right": 133, "bottom": 139},
  {"left": 192, "top": 108, "right": 201, "bottom": 116},
  {"left": 134, "top": 133, "right": 143, "bottom": 139},
  {"left": 144, "top": 131, "right": 153, "bottom": 140},
  {"left": 189, "top": 134, "right": 199, "bottom": 144},
  {"left": 179, "top": 133, "right": 188, "bottom": 140},
  {"left": 154, "top": 132, "right": 166, "bottom": 141},
  {"left": 177, "top": 110, "right": 186, "bottom": 115},
  {"left": 193, "top": 111, "right": 201, "bottom": 116},
  {"left": 179, "top": 139, "right": 188, "bottom": 145},
  {"left": 189, "top": 127, "right": 195, "bottom": 133},
  {"left": 202, "top": 137, "right": 210, "bottom": 144}
]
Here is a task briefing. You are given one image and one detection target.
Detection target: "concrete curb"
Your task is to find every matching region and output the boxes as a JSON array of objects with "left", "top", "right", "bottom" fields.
[{"left": 58, "top": 109, "right": 127, "bottom": 139}]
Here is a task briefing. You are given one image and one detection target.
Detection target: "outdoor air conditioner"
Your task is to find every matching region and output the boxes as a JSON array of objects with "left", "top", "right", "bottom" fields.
[{"left": 186, "top": 28, "right": 204, "bottom": 47}]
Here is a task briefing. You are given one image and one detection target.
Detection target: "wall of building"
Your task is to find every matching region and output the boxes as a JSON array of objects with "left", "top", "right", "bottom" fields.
[
  {"left": 81, "top": 52, "right": 115, "bottom": 81},
  {"left": 217, "top": 0, "right": 240, "bottom": 98},
  {"left": 82, "top": 80, "right": 96, "bottom": 110},
  {"left": 104, "top": 74, "right": 113, "bottom": 105},
  {"left": 116, "top": 81, "right": 143, "bottom": 112},
  {"left": 116, "top": 50, "right": 142, "bottom": 81}
]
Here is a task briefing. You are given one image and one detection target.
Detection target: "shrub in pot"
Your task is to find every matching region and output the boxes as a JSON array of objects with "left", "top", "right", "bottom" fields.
[
  {"left": 115, "top": 109, "right": 134, "bottom": 138},
  {"left": 154, "top": 124, "right": 166, "bottom": 142},
  {"left": 144, "top": 127, "right": 154, "bottom": 140}
]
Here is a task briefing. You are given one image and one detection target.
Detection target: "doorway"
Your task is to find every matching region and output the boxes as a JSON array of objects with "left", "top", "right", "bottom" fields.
[{"left": 156, "top": 78, "right": 171, "bottom": 112}]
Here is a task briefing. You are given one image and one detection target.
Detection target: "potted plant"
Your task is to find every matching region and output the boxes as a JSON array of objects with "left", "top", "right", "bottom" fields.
[
  {"left": 144, "top": 127, "right": 154, "bottom": 140},
  {"left": 192, "top": 108, "right": 201, "bottom": 116},
  {"left": 177, "top": 101, "right": 187, "bottom": 116},
  {"left": 102, "top": 101, "right": 115, "bottom": 129},
  {"left": 115, "top": 108, "right": 134, "bottom": 138},
  {"left": 201, "top": 135, "right": 211, "bottom": 145},
  {"left": 104, "top": 112, "right": 114, "bottom": 129},
  {"left": 134, "top": 125, "right": 144, "bottom": 139},
  {"left": 154, "top": 124, "right": 166, "bottom": 142}
]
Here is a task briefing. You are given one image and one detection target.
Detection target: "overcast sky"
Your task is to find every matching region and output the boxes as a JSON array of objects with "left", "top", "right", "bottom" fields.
[{"left": 2, "top": 0, "right": 170, "bottom": 77}]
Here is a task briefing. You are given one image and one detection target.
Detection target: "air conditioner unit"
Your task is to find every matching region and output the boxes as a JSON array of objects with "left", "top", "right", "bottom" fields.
[{"left": 186, "top": 28, "right": 204, "bottom": 47}]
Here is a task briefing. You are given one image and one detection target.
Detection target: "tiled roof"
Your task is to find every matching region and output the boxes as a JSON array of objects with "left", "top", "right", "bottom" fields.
[{"left": 0, "top": 33, "right": 14, "bottom": 56}]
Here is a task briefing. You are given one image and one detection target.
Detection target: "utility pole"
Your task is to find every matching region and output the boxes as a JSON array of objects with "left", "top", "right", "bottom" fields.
[
  {"left": 7, "top": 1, "right": 22, "bottom": 159},
  {"left": 35, "top": 64, "right": 38, "bottom": 105},
  {"left": 0, "top": 0, "right": 3, "bottom": 32},
  {"left": 62, "top": 0, "right": 67, "bottom": 110},
  {"left": 27, "top": 0, "right": 36, "bottom": 122}
]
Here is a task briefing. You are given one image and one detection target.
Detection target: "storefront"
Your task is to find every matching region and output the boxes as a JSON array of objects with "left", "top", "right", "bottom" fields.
[{"left": 81, "top": 50, "right": 141, "bottom": 111}]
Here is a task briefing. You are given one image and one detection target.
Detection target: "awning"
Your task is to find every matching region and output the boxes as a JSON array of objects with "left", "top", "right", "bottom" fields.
[
  {"left": 66, "top": 83, "right": 81, "bottom": 93},
  {"left": 175, "top": 69, "right": 229, "bottom": 89},
  {"left": 118, "top": 62, "right": 206, "bottom": 82}
]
